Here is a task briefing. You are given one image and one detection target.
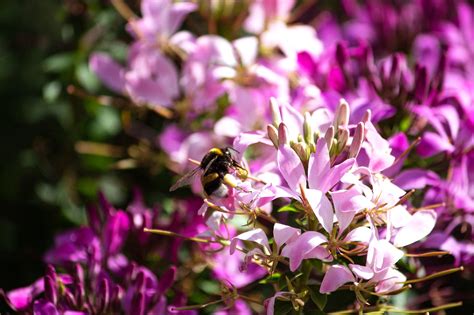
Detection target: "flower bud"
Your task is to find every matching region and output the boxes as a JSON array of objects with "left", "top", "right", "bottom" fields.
[
  {"left": 334, "top": 99, "right": 350, "bottom": 130},
  {"left": 324, "top": 126, "right": 335, "bottom": 151},
  {"left": 63, "top": 290, "right": 76, "bottom": 309},
  {"left": 349, "top": 122, "right": 365, "bottom": 158},
  {"left": 45, "top": 265, "right": 57, "bottom": 283},
  {"left": 336, "top": 42, "right": 348, "bottom": 66},
  {"left": 131, "top": 292, "right": 145, "bottom": 315},
  {"left": 291, "top": 141, "right": 309, "bottom": 162},
  {"left": 414, "top": 66, "right": 428, "bottom": 102},
  {"left": 278, "top": 123, "right": 289, "bottom": 146},
  {"left": 267, "top": 124, "right": 279, "bottom": 148},
  {"left": 337, "top": 128, "right": 349, "bottom": 153},
  {"left": 135, "top": 270, "right": 146, "bottom": 291},
  {"left": 158, "top": 266, "right": 177, "bottom": 295},
  {"left": 75, "top": 282, "right": 85, "bottom": 307},
  {"left": 270, "top": 97, "right": 282, "bottom": 127},
  {"left": 362, "top": 109, "right": 372, "bottom": 124},
  {"left": 97, "top": 277, "right": 110, "bottom": 314},
  {"left": 110, "top": 284, "right": 123, "bottom": 313},
  {"left": 44, "top": 275, "right": 57, "bottom": 305},
  {"left": 303, "top": 112, "right": 313, "bottom": 145},
  {"left": 86, "top": 204, "right": 102, "bottom": 235}
]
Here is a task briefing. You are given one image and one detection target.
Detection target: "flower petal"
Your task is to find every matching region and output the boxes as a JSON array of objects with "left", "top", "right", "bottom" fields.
[
  {"left": 393, "top": 210, "right": 437, "bottom": 247},
  {"left": 305, "top": 189, "right": 334, "bottom": 234},
  {"left": 320, "top": 265, "right": 355, "bottom": 294},
  {"left": 230, "top": 229, "right": 270, "bottom": 254},
  {"left": 273, "top": 223, "right": 301, "bottom": 250},
  {"left": 277, "top": 144, "right": 305, "bottom": 193},
  {"left": 281, "top": 231, "right": 328, "bottom": 271},
  {"left": 349, "top": 264, "right": 374, "bottom": 280},
  {"left": 89, "top": 53, "right": 126, "bottom": 93}
]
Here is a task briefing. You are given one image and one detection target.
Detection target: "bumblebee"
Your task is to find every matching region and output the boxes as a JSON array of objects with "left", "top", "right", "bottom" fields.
[{"left": 169, "top": 147, "right": 247, "bottom": 198}]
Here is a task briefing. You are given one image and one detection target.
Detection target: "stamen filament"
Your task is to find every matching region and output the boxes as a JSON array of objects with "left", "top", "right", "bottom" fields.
[
  {"left": 143, "top": 228, "right": 216, "bottom": 244},
  {"left": 169, "top": 298, "right": 225, "bottom": 311},
  {"left": 402, "top": 266, "right": 464, "bottom": 284},
  {"left": 405, "top": 251, "right": 450, "bottom": 258}
]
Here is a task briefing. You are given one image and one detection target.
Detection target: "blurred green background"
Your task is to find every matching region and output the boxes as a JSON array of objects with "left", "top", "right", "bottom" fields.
[{"left": 0, "top": 0, "right": 136, "bottom": 290}]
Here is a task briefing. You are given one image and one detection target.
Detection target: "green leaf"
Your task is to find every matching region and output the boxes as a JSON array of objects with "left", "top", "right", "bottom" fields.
[
  {"left": 277, "top": 204, "right": 299, "bottom": 213},
  {"left": 76, "top": 62, "right": 100, "bottom": 92},
  {"left": 43, "top": 53, "right": 74, "bottom": 73},
  {"left": 199, "top": 280, "right": 220, "bottom": 295},
  {"left": 89, "top": 106, "right": 121, "bottom": 139},
  {"left": 309, "top": 286, "right": 327, "bottom": 311},
  {"left": 43, "top": 81, "right": 61, "bottom": 103},
  {"left": 259, "top": 273, "right": 282, "bottom": 284},
  {"left": 400, "top": 116, "right": 411, "bottom": 132}
]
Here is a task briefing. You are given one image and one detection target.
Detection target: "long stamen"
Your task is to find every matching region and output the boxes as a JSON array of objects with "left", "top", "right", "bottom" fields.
[
  {"left": 401, "top": 266, "right": 464, "bottom": 284},
  {"left": 143, "top": 228, "right": 217, "bottom": 244},
  {"left": 405, "top": 251, "right": 450, "bottom": 258},
  {"left": 169, "top": 298, "right": 225, "bottom": 311},
  {"left": 394, "top": 137, "right": 421, "bottom": 164}
]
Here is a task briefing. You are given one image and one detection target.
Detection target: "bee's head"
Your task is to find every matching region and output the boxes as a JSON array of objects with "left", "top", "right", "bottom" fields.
[
  {"left": 223, "top": 147, "right": 239, "bottom": 158},
  {"left": 223, "top": 148, "right": 232, "bottom": 157}
]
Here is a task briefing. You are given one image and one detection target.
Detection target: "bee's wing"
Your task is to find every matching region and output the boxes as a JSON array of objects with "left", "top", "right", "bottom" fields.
[
  {"left": 202, "top": 155, "right": 219, "bottom": 174},
  {"left": 169, "top": 166, "right": 201, "bottom": 191}
]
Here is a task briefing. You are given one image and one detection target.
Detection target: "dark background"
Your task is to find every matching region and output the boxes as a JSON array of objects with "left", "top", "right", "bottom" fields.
[{"left": 0, "top": 0, "right": 133, "bottom": 290}]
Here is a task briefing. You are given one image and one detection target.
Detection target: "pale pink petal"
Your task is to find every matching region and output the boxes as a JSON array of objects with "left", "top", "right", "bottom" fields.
[
  {"left": 373, "top": 268, "right": 406, "bottom": 293},
  {"left": 343, "top": 226, "right": 372, "bottom": 244},
  {"left": 233, "top": 37, "right": 258, "bottom": 67},
  {"left": 265, "top": 292, "right": 288, "bottom": 315},
  {"left": 168, "top": 2, "right": 197, "bottom": 35},
  {"left": 326, "top": 159, "right": 355, "bottom": 191},
  {"left": 349, "top": 264, "right": 374, "bottom": 280},
  {"left": 393, "top": 210, "right": 437, "bottom": 247},
  {"left": 332, "top": 188, "right": 373, "bottom": 213},
  {"left": 305, "top": 188, "right": 334, "bottom": 234},
  {"left": 363, "top": 121, "right": 396, "bottom": 172},
  {"left": 232, "top": 130, "right": 273, "bottom": 155},
  {"left": 320, "top": 265, "right": 355, "bottom": 294},
  {"left": 230, "top": 229, "right": 270, "bottom": 254},
  {"left": 367, "top": 239, "right": 404, "bottom": 272},
  {"left": 387, "top": 206, "right": 412, "bottom": 229},
  {"left": 277, "top": 144, "right": 306, "bottom": 193},
  {"left": 214, "top": 117, "right": 242, "bottom": 137},
  {"left": 308, "top": 138, "right": 331, "bottom": 191},
  {"left": 273, "top": 223, "right": 301, "bottom": 250},
  {"left": 332, "top": 188, "right": 373, "bottom": 233},
  {"left": 281, "top": 231, "right": 328, "bottom": 271},
  {"left": 278, "top": 101, "right": 304, "bottom": 140},
  {"left": 89, "top": 53, "right": 126, "bottom": 93}
]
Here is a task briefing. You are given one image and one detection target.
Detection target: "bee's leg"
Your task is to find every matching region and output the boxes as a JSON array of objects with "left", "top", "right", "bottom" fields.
[
  {"left": 223, "top": 174, "right": 252, "bottom": 193},
  {"left": 223, "top": 173, "right": 239, "bottom": 188}
]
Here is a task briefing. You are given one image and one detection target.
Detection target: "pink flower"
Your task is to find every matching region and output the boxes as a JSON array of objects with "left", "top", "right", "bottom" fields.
[
  {"left": 128, "top": 0, "right": 196, "bottom": 44},
  {"left": 90, "top": 44, "right": 180, "bottom": 108},
  {"left": 281, "top": 231, "right": 332, "bottom": 271}
]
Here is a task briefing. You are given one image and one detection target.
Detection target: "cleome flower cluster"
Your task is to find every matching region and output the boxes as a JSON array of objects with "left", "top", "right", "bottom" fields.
[{"left": 2, "top": 0, "right": 472, "bottom": 314}]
